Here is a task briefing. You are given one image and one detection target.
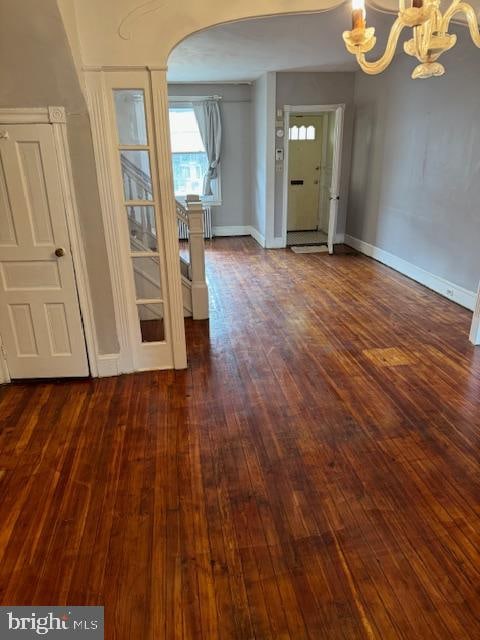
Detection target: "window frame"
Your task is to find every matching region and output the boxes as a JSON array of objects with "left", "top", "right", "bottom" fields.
[{"left": 168, "top": 97, "right": 222, "bottom": 206}]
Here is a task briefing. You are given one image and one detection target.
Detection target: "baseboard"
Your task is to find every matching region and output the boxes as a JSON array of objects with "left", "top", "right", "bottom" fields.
[
  {"left": 96, "top": 353, "right": 121, "bottom": 377},
  {"left": 213, "top": 224, "right": 267, "bottom": 248},
  {"left": 345, "top": 234, "right": 476, "bottom": 311},
  {"left": 212, "top": 226, "right": 341, "bottom": 250},
  {"left": 213, "top": 225, "right": 251, "bottom": 237},
  {"left": 249, "top": 226, "right": 266, "bottom": 248},
  {"left": 266, "top": 237, "right": 285, "bottom": 249}
]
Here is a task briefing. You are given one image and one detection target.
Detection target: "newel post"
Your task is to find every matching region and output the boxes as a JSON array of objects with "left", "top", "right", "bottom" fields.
[{"left": 186, "top": 201, "right": 209, "bottom": 320}]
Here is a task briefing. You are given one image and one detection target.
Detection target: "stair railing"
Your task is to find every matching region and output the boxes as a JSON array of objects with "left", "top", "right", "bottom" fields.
[{"left": 121, "top": 155, "right": 208, "bottom": 319}]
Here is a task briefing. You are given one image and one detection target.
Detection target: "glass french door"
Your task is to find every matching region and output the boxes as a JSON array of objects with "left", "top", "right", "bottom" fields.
[{"left": 105, "top": 72, "right": 173, "bottom": 370}]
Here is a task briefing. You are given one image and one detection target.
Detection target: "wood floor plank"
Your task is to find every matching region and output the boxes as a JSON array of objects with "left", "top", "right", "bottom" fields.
[{"left": 1, "top": 238, "right": 480, "bottom": 638}]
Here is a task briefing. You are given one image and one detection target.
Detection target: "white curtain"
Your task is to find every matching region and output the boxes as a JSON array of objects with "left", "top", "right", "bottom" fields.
[{"left": 193, "top": 100, "right": 222, "bottom": 196}]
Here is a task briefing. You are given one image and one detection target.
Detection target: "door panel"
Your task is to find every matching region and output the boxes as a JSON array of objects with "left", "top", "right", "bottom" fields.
[
  {"left": 0, "top": 158, "right": 17, "bottom": 246},
  {"left": 287, "top": 115, "right": 323, "bottom": 231},
  {"left": 18, "top": 141, "right": 55, "bottom": 245},
  {"left": 0, "top": 124, "right": 89, "bottom": 378}
]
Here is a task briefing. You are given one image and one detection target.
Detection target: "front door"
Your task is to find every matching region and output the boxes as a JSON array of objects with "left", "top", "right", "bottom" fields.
[
  {"left": 287, "top": 114, "right": 323, "bottom": 231},
  {"left": 0, "top": 124, "right": 89, "bottom": 378}
]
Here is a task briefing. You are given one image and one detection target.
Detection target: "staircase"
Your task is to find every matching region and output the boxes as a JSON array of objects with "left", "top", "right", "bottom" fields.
[{"left": 122, "top": 155, "right": 209, "bottom": 321}]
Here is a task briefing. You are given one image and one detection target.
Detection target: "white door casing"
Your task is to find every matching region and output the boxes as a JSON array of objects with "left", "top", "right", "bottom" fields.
[
  {"left": 91, "top": 69, "right": 183, "bottom": 372},
  {"left": 327, "top": 105, "right": 345, "bottom": 255},
  {"left": 0, "top": 122, "right": 89, "bottom": 378},
  {"left": 470, "top": 282, "right": 480, "bottom": 345},
  {"left": 282, "top": 104, "right": 345, "bottom": 253}
]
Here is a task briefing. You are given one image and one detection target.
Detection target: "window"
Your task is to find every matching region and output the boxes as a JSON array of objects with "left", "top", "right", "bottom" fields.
[
  {"left": 289, "top": 125, "right": 316, "bottom": 141},
  {"left": 168, "top": 104, "right": 221, "bottom": 203}
]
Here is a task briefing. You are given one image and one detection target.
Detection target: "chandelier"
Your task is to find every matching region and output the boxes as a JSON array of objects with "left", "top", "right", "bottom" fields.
[{"left": 343, "top": 0, "right": 480, "bottom": 78}]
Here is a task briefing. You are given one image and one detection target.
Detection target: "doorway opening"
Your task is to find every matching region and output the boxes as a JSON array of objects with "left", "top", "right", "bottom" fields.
[{"left": 282, "top": 104, "right": 344, "bottom": 254}]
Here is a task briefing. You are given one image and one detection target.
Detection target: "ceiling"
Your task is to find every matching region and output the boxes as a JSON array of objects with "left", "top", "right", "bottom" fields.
[{"left": 167, "top": 6, "right": 395, "bottom": 82}]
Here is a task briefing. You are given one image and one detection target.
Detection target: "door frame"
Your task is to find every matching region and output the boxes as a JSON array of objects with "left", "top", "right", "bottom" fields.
[
  {"left": 0, "top": 107, "right": 97, "bottom": 382},
  {"left": 84, "top": 69, "right": 187, "bottom": 374},
  {"left": 281, "top": 104, "right": 345, "bottom": 253}
]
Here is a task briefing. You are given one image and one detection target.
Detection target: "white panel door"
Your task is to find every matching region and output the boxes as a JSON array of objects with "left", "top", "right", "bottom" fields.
[
  {"left": 287, "top": 115, "right": 323, "bottom": 232},
  {"left": 0, "top": 124, "right": 89, "bottom": 378}
]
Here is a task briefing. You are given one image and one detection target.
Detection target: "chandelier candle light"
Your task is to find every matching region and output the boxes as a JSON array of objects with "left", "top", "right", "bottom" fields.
[{"left": 343, "top": 0, "right": 480, "bottom": 78}]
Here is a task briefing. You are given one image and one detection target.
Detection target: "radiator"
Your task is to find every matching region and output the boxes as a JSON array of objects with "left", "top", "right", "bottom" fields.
[
  {"left": 177, "top": 206, "right": 212, "bottom": 241},
  {"left": 203, "top": 206, "right": 213, "bottom": 240}
]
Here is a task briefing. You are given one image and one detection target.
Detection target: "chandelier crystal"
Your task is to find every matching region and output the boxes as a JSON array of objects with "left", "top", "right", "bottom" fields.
[{"left": 343, "top": 0, "right": 480, "bottom": 78}]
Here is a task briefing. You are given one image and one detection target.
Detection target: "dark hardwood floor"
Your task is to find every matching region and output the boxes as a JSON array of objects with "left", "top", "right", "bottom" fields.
[{"left": 1, "top": 237, "right": 480, "bottom": 639}]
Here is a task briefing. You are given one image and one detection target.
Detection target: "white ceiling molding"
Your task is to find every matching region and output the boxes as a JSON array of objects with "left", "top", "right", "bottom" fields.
[{"left": 70, "top": 0, "right": 347, "bottom": 67}]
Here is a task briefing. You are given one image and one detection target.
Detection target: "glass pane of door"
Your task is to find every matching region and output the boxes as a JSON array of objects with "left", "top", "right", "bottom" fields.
[
  {"left": 127, "top": 206, "right": 157, "bottom": 252},
  {"left": 114, "top": 90, "right": 148, "bottom": 145},
  {"left": 120, "top": 150, "right": 153, "bottom": 201},
  {"left": 137, "top": 303, "right": 165, "bottom": 342},
  {"left": 132, "top": 256, "right": 162, "bottom": 300}
]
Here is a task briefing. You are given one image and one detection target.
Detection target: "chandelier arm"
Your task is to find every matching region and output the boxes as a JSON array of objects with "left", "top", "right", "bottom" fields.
[
  {"left": 356, "top": 18, "right": 407, "bottom": 74},
  {"left": 442, "top": 2, "right": 480, "bottom": 46},
  {"left": 440, "top": 0, "right": 462, "bottom": 27}
]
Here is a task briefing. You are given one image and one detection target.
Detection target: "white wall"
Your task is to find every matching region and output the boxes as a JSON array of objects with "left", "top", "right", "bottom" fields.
[
  {"left": 347, "top": 26, "right": 480, "bottom": 296},
  {"left": 168, "top": 83, "right": 251, "bottom": 230},
  {"left": 274, "top": 72, "right": 355, "bottom": 239}
]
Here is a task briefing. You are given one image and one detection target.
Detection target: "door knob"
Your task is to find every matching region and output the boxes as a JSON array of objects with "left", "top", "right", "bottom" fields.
[{"left": 55, "top": 247, "right": 66, "bottom": 257}]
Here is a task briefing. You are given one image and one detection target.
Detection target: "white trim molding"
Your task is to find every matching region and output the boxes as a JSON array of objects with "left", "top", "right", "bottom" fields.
[
  {"left": 213, "top": 224, "right": 270, "bottom": 248},
  {"left": 264, "top": 72, "right": 277, "bottom": 249},
  {"left": 96, "top": 353, "right": 121, "bottom": 377},
  {"left": 266, "top": 237, "right": 285, "bottom": 249},
  {"left": 345, "top": 234, "right": 477, "bottom": 311},
  {"left": 281, "top": 104, "right": 345, "bottom": 254},
  {"left": 150, "top": 70, "right": 188, "bottom": 369},
  {"left": 84, "top": 75, "right": 135, "bottom": 375},
  {"left": 212, "top": 228, "right": 346, "bottom": 249},
  {"left": 469, "top": 283, "right": 480, "bottom": 344},
  {"left": 249, "top": 226, "right": 266, "bottom": 248},
  {"left": 212, "top": 225, "right": 266, "bottom": 247},
  {"left": 213, "top": 226, "right": 251, "bottom": 237}
]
